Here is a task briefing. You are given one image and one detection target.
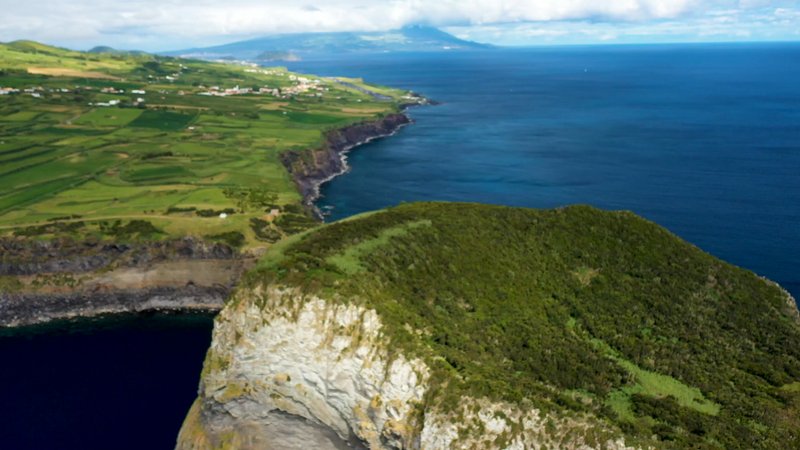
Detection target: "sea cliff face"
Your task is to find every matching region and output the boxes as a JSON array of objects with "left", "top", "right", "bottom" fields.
[
  {"left": 176, "top": 285, "right": 635, "bottom": 450},
  {"left": 280, "top": 113, "right": 412, "bottom": 208},
  {"left": 0, "top": 237, "right": 245, "bottom": 327}
]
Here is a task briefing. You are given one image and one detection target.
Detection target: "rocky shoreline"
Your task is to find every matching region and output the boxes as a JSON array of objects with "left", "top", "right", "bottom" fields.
[
  {"left": 0, "top": 106, "right": 422, "bottom": 329},
  {"left": 0, "top": 238, "right": 249, "bottom": 328},
  {"left": 280, "top": 112, "right": 413, "bottom": 218},
  {"left": 0, "top": 284, "right": 228, "bottom": 328}
]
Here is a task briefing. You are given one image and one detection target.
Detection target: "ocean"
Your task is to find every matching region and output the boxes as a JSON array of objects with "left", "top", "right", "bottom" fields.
[
  {"left": 1, "top": 43, "right": 798, "bottom": 450},
  {"left": 0, "top": 315, "right": 213, "bottom": 449},
  {"left": 286, "top": 43, "right": 800, "bottom": 301}
]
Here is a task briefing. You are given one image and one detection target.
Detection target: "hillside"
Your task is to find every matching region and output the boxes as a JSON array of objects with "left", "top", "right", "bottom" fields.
[
  {"left": 0, "top": 40, "right": 418, "bottom": 248},
  {"left": 180, "top": 202, "right": 800, "bottom": 449},
  {"left": 166, "top": 26, "right": 491, "bottom": 61}
]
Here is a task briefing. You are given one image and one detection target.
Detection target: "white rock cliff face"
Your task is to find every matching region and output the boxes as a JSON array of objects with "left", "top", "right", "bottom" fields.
[{"left": 177, "top": 286, "right": 638, "bottom": 450}]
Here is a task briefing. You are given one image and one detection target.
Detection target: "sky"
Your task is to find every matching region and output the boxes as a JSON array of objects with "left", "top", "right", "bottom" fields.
[{"left": 0, "top": 0, "right": 799, "bottom": 51}]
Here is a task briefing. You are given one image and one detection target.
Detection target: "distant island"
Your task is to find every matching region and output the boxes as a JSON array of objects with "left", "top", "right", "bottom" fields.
[{"left": 164, "top": 25, "right": 492, "bottom": 62}]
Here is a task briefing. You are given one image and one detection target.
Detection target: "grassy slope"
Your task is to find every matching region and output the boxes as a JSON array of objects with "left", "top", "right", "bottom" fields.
[
  {"left": 0, "top": 41, "right": 410, "bottom": 247},
  {"left": 249, "top": 202, "right": 800, "bottom": 449}
]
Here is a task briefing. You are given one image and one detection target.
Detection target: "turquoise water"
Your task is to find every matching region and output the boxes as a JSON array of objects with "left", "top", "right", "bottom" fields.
[{"left": 286, "top": 44, "right": 800, "bottom": 300}]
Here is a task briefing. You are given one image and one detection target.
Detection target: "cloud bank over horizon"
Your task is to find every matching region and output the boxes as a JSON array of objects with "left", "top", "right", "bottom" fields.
[{"left": 0, "top": 0, "right": 798, "bottom": 50}]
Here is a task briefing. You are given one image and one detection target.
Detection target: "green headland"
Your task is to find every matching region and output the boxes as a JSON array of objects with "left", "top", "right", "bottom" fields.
[{"left": 242, "top": 202, "right": 800, "bottom": 449}]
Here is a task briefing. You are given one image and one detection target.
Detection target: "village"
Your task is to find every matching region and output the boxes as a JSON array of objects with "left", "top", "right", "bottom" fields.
[
  {"left": 0, "top": 84, "right": 150, "bottom": 107},
  {"left": 197, "top": 74, "right": 328, "bottom": 99},
  {"left": 3, "top": 75, "right": 329, "bottom": 106}
]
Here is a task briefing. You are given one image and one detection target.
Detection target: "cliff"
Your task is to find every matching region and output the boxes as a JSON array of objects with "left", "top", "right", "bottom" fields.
[
  {"left": 177, "top": 286, "right": 632, "bottom": 450},
  {"left": 0, "top": 237, "right": 246, "bottom": 327},
  {"left": 178, "top": 203, "right": 800, "bottom": 449},
  {"left": 281, "top": 113, "right": 412, "bottom": 208}
]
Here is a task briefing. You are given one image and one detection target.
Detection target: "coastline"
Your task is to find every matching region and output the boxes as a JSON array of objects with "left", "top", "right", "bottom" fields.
[
  {"left": 281, "top": 98, "right": 430, "bottom": 219},
  {"left": 0, "top": 238, "right": 249, "bottom": 329},
  {"left": 0, "top": 104, "right": 423, "bottom": 329},
  {"left": 280, "top": 112, "right": 413, "bottom": 219},
  {"left": 0, "top": 285, "right": 226, "bottom": 329},
  {"left": 309, "top": 116, "right": 413, "bottom": 214}
]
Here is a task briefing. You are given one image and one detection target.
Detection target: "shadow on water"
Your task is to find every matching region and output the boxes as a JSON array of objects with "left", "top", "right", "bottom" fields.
[
  {"left": 0, "top": 313, "right": 365, "bottom": 450},
  {"left": 0, "top": 313, "right": 214, "bottom": 450}
]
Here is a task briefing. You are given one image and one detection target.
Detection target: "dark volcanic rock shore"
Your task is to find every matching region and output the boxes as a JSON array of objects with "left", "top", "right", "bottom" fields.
[
  {"left": 0, "top": 237, "right": 248, "bottom": 328},
  {"left": 280, "top": 113, "right": 412, "bottom": 210},
  {"left": 1, "top": 284, "right": 228, "bottom": 328},
  {"left": 0, "top": 236, "right": 236, "bottom": 276}
]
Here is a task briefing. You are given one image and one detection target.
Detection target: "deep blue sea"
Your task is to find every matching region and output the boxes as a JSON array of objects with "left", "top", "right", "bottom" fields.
[
  {"left": 2, "top": 44, "right": 799, "bottom": 450},
  {"left": 0, "top": 315, "right": 213, "bottom": 450},
  {"left": 286, "top": 44, "right": 800, "bottom": 301}
]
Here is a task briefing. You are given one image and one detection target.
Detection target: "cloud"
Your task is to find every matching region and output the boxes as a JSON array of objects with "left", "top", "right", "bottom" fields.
[
  {"left": 0, "top": 0, "right": 798, "bottom": 50},
  {"left": 449, "top": 5, "right": 800, "bottom": 46}
]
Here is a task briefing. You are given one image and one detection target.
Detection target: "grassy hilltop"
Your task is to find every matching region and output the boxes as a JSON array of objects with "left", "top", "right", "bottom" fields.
[
  {"left": 0, "top": 40, "right": 411, "bottom": 248},
  {"left": 246, "top": 202, "right": 800, "bottom": 449}
]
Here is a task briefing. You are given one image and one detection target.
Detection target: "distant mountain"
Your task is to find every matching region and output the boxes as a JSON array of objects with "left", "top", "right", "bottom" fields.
[{"left": 165, "top": 25, "right": 492, "bottom": 61}]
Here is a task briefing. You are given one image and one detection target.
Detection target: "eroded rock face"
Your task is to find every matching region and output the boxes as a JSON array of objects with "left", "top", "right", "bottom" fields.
[
  {"left": 280, "top": 113, "right": 412, "bottom": 209},
  {"left": 177, "top": 286, "right": 638, "bottom": 450},
  {"left": 0, "top": 236, "right": 236, "bottom": 276},
  {"left": 0, "top": 259, "right": 246, "bottom": 327},
  {"left": 419, "top": 399, "right": 635, "bottom": 450},
  {"left": 179, "top": 286, "right": 428, "bottom": 449}
]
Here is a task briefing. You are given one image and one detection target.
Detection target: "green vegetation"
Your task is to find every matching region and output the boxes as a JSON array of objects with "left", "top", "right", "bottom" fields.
[
  {"left": 0, "top": 40, "right": 412, "bottom": 247},
  {"left": 206, "top": 231, "right": 246, "bottom": 249},
  {"left": 326, "top": 219, "right": 431, "bottom": 274},
  {"left": 591, "top": 336, "right": 720, "bottom": 421},
  {"left": 0, "top": 275, "right": 24, "bottom": 293},
  {"left": 73, "top": 108, "right": 143, "bottom": 127},
  {"left": 128, "top": 110, "right": 196, "bottom": 130},
  {"left": 248, "top": 202, "right": 800, "bottom": 449}
]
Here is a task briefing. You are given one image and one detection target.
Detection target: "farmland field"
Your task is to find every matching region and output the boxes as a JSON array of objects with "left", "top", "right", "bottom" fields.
[
  {"left": 0, "top": 40, "right": 414, "bottom": 248},
  {"left": 129, "top": 110, "right": 196, "bottom": 130}
]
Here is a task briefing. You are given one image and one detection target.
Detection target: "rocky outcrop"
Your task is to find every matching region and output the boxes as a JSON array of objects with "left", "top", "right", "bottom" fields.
[
  {"left": 0, "top": 236, "right": 236, "bottom": 276},
  {"left": 0, "top": 236, "right": 247, "bottom": 327},
  {"left": 764, "top": 278, "right": 800, "bottom": 324},
  {"left": 1, "top": 284, "right": 226, "bottom": 328},
  {"left": 280, "top": 113, "right": 412, "bottom": 209},
  {"left": 177, "top": 285, "right": 637, "bottom": 450},
  {"left": 0, "top": 258, "right": 247, "bottom": 327},
  {"left": 788, "top": 290, "right": 800, "bottom": 323}
]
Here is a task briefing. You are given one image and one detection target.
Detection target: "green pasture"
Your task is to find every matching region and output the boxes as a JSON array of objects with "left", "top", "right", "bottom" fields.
[
  {"left": 73, "top": 108, "right": 143, "bottom": 127},
  {"left": 1, "top": 110, "right": 41, "bottom": 122},
  {"left": 0, "top": 40, "right": 411, "bottom": 246},
  {"left": 129, "top": 110, "right": 196, "bottom": 130}
]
